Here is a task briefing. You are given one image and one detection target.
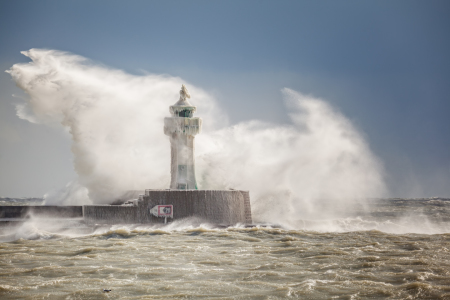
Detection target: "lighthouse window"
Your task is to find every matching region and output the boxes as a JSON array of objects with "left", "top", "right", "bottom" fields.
[{"left": 178, "top": 109, "right": 192, "bottom": 118}]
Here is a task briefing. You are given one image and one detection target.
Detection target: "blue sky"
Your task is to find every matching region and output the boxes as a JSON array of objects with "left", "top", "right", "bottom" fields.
[{"left": 0, "top": 0, "right": 449, "bottom": 197}]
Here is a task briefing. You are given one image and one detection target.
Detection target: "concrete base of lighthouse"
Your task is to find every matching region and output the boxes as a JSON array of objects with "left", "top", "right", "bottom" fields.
[{"left": 83, "top": 190, "right": 252, "bottom": 226}]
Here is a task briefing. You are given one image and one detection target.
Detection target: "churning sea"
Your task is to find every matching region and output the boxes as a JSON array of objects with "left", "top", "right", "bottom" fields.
[{"left": 1, "top": 198, "right": 450, "bottom": 299}]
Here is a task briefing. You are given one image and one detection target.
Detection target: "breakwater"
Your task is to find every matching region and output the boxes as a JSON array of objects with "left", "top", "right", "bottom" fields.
[
  {"left": 84, "top": 190, "right": 252, "bottom": 225},
  {"left": 0, "top": 190, "right": 252, "bottom": 226}
]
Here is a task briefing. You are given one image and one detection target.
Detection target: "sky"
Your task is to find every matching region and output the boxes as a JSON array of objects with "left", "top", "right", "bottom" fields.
[{"left": 0, "top": 0, "right": 449, "bottom": 198}]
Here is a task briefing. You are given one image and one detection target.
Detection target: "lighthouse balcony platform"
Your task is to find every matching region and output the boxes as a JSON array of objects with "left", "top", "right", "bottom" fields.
[{"left": 164, "top": 117, "right": 202, "bottom": 135}]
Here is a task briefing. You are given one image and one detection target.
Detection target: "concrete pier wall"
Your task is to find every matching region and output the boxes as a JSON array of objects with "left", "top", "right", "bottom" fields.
[
  {"left": 142, "top": 190, "right": 252, "bottom": 225},
  {"left": 83, "top": 205, "right": 138, "bottom": 224},
  {"left": 243, "top": 192, "right": 253, "bottom": 224},
  {"left": 1, "top": 190, "right": 253, "bottom": 226},
  {"left": 0, "top": 206, "right": 83, "bottom": 218},
  {"left": 84, "top": 190, "right": 252, "bottom": 225}
]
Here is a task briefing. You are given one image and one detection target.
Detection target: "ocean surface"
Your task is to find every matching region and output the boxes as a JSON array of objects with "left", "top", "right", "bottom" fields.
[{"left": 1, "top": 198, "right": 450, "bottom": 299}]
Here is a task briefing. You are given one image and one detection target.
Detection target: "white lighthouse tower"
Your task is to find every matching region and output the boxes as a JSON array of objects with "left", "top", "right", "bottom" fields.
[{"left": 164, "top": 85, "right": 202, "bottom": 189}]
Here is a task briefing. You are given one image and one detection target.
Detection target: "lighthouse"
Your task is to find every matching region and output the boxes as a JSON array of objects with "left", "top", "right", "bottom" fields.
[{"left": 164, "top": 85, "right": 202, "bottom": 189}]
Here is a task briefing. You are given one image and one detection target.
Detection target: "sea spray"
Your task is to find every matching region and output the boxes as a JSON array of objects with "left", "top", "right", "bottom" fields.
[
  {"left": 7, "top": 49, "right": 222, "bottom": 204},
  {"left": 7, "top": 48, "right": 386, "bottom": 224}
]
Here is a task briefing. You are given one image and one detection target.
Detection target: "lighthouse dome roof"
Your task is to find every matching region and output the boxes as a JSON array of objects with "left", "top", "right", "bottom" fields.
[
  {"left": 170, "top": 84, "right": 197, "bottom": 116},
  {"left": 172, "top": 97, "right": 194, "bottom": 107}
]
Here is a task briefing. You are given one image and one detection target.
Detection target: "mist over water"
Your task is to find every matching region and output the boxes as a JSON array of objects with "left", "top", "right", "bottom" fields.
[{"left": 7, "top": 48, "right": 386, "bottom": 225}]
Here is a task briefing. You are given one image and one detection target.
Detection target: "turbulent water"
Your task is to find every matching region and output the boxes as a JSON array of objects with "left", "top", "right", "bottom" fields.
[{"left": 1, "top": 199, "right": 450, "bottom": 299}]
